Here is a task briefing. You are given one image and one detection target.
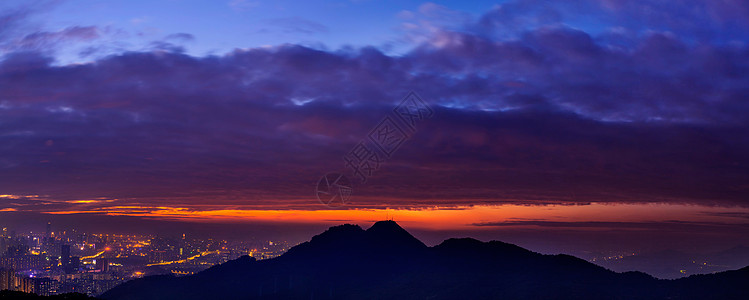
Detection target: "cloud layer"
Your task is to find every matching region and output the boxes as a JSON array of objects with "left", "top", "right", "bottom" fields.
[{"left": 1, "top": 0, "right": 748, "bottom": 215}]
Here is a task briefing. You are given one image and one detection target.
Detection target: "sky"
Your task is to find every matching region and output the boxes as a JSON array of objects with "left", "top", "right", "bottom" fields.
[{"left": 1, "top": 0, "right": 749, "bottom": 261}]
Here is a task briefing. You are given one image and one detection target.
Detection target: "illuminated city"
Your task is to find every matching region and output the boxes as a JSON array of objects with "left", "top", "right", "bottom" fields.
[{"left": 0, "top": 223, "right": 290, "bottom": 296}]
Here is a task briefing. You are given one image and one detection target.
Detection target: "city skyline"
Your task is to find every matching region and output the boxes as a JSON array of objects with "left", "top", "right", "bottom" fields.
[{"left": 1, "top": 220, "right": 290, "bottom": 296}]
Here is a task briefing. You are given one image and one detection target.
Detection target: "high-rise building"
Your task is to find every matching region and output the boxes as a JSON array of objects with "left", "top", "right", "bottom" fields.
[
  {"left": 0, "top": 268, "right": 15, "bottom": 291},
  {"left": 34, "top": 278, "right": 54, "bottom": 296},
  {"left": 45, "top": 222, "right": 51, "bottom": 239},
  {"left": 67, "top": 256, "right": 80, "bottom": 274},
  {"left": 0, "top": 255, "right": 47, "bottom": 270},
  {"left": 16, "top": 276, "right": 34, "bottom": 293},
  {"left": 49, "top": 257, "right": 59, "bottom": 269},
  {"left": 5, "top": 245, "right": 29, "bottom": 257},
  {"left": 60, "top": 245, "right": 71, "bottom": 267},
  {"left": 95, "top": 258, "right": 109, "bottom": 272}
]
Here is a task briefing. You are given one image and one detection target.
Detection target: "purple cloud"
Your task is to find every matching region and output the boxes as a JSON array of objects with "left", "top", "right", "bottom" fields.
[
  {"left": 0, "top": 1, "right": 748, "bottom": 214},
  {"left": 17, "top": 26, "right": 99, "bottom": 49},
  {"left": 164, "top": 33, "right": 195, "bottom": 42}
]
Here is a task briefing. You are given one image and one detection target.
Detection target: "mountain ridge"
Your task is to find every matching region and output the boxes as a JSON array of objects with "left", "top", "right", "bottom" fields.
[{"left": 101, "top": 221, "right": 749, "bottom": 300}]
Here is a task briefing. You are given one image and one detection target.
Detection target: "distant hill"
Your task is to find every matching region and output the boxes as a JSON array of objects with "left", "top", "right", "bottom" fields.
[
  {"left": 596, "top": 245, "right": 749, "bottom": 279},
  {"left": 101, "top": 220, "right": 749, "bottom": 300}
]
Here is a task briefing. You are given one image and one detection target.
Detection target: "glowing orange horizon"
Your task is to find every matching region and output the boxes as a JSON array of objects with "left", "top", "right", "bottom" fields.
[{"left": 40, "top": 203, "right": 749, "bottom": 231}]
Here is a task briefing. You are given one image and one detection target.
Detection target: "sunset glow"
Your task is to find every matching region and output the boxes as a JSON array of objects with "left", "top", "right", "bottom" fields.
[{"left": 37, "top": 203, "right": 749, "bottom": 231}]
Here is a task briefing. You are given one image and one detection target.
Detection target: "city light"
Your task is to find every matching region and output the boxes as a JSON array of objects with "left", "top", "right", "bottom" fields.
[{"left": 0, "top": 223, "right": 289, "bottom": 296}]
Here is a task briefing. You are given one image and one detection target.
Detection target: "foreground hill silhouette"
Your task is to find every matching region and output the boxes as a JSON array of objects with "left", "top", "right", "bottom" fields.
[
  {"left": 101, "top": 221, "right": 749, "bottom": 300},
  {"left": 0, "top": 291, "right": 94, "bottom": 299}
]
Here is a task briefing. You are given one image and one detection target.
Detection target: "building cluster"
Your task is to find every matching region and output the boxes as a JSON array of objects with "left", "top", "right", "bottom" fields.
[
  {"left": 0, "top": 223, "right": 291, "bottom": 296},
  {"left": 0, "top": 268, "right": 53, "bottom": 295}
]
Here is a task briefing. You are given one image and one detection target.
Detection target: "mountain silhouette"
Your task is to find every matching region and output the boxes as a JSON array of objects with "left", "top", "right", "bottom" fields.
[{"left": 101, "top": 221, "right": 749, "bottom": 300}]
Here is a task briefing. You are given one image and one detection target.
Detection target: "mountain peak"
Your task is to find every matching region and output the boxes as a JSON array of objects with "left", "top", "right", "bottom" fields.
[
  {"left": 367, "top": 220, "right": 403, "bottom": 231},
  {"left": 366, "top": 220, "right": 427, "bottom": 250}
]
